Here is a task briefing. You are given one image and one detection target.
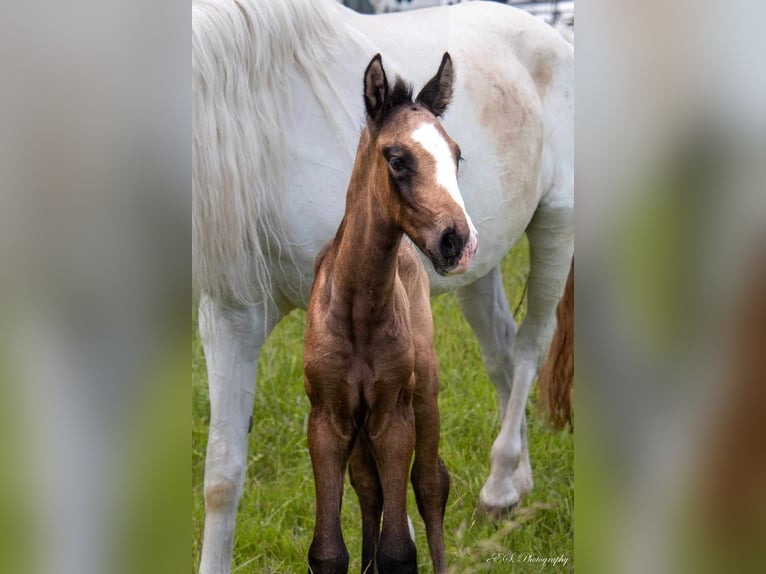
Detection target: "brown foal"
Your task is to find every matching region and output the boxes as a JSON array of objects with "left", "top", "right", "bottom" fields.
[{"left": 303, "top": 53, "right": 478, "bottom": 574}]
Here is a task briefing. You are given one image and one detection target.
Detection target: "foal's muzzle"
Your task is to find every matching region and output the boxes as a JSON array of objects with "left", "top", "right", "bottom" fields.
[
  {"left": 439, "top": 228, "right": 464, "bottom": 264},
  {"left": 432, "top": 226, "right": 479, "bottom": 275}
]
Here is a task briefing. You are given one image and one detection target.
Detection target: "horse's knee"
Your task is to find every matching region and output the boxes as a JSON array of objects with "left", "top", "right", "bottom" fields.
[
  {"left": 308, "top": 540, "right": 349, "bottom": 574},
  {"left": 204, "top": 478, "right": 240, "bottom": 512}
]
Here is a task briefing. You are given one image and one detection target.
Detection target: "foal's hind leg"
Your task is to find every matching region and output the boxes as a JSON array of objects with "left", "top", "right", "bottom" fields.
[
  {"left": 411, "top": 350, "right": 450, "bottom": 574},
  {"left": 349, "top": 430, "right": 383, "bottom": 574},
  {"left": 479, "top": 202, "right": 573, "bottom": 513}
]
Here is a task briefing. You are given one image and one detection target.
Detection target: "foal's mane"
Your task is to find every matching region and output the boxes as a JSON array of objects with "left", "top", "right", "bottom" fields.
[{"left": 193, "top": 0, "right": 351, "bottom": 307}]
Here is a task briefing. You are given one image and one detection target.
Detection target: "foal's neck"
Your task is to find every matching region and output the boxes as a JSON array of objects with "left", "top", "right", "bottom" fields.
[{"left": 332, "top": 141, "right": 403, "bottom": 315}]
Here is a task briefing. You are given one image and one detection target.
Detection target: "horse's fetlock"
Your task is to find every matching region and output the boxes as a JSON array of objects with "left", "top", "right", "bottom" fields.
[
  {"left": 491, "top": 437, "right": 521, "bottom": 470},
  {"left": 376, "top": 539, "right": 417, "bottom": 574},
  {"left": 308, "top": 542, "right": 349, "bottom": 574}
]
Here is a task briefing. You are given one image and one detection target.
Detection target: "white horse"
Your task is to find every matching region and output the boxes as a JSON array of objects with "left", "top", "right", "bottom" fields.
[{"left": 192, "top": 0, "right": 573, "bottom": 572}]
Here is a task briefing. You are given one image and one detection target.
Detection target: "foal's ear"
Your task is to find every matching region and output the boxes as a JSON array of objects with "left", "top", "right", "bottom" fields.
[
  {"left": 363, "top": 54, "right": 389, "bottom": 124},
  {"left": 415, "top": 52, "right": 454, "bottom": 117}
]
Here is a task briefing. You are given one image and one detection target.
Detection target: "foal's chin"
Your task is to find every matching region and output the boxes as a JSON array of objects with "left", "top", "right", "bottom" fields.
[
  {"left": 436, "top": 262, "right": 469, "bottom": 276},
  {"left": 431, "top": 256, "right": 471, "bottom": 276}
]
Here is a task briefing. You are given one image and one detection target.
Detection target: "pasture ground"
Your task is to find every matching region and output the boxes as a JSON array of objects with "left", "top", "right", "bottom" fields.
[{"left": 192, "top": 237, "right": 574, "bottom": 573}]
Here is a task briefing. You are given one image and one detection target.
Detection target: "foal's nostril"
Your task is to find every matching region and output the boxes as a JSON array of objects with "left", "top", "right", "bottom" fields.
[{"left": 439, "top": 228, "right": 464, "bottom": 261}]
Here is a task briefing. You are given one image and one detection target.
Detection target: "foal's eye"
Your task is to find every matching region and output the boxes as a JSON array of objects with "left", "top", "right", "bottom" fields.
[{"left": 388, "top": 156, "right": 407, "bottom": 174}]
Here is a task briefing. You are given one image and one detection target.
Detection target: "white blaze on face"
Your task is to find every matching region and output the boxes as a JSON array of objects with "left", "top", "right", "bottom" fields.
[{"left": 411, "top": 122, "right": 479, "bottom": 271}]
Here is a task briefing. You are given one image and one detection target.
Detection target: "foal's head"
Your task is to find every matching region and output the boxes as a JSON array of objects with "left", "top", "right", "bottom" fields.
[{"left": 361, "top": 53, "right": 478, "bottom": 275}]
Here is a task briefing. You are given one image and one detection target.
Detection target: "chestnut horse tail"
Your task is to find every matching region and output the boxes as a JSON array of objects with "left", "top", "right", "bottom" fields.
[{"left": 538, "top": 256, "right": 574, "bottom": 431}]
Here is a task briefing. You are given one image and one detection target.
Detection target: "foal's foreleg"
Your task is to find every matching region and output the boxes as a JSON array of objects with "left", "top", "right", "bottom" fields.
[
  {"left": 411, "top": 367, "right": 449, "bottom": 574},
  {"left": 307, "top": 407, "right": 356, "bottom": 574},
  {"left": 368, "top": 394, "right": 418, "bottom": 574},
  {"left": 349, "top": 430, "right": 383, "bottom": 574}
]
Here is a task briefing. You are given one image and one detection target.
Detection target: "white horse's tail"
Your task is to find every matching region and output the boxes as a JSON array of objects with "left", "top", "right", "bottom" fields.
[{"left": 192, "top": 0, "right": 345, "bottom": 306}]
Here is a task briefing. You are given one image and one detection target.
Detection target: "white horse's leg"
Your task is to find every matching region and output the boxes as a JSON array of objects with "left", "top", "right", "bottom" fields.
[
  {"left": 456, "top": 266, "right": 517, "bottom": 419},
  {"left": 198, "top": 294, "right": 281, "bottom": 574},
  {"left": 457, "top": 266, "right": 535, "bottom": 502},
  {"left": 479, "top": 202, "right": 573, "bottom": 512}
]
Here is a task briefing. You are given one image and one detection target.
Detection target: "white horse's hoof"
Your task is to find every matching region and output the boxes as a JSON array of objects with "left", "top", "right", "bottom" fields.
[
  {"left": 407, "top": 515, "right": 416, "bottom": 542},
  {"left": 479, "top": 477, "right": 520, "bottom": 518}
]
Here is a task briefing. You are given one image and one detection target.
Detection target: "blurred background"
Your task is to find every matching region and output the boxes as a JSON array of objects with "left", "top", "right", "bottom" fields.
[
  {"left": 340, "top": 0, "right": 573, "bottom": 25},
  {"left": 575, "top": 1, "right": 766, "bottom": 572},
  {"left": 1, "top": 0, "right": 765, "bottom": 573}
]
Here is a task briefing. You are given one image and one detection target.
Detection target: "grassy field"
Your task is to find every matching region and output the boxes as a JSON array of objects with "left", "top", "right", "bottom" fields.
[{"left": 192, "top": 237, "right": 574, "bottom": 573}]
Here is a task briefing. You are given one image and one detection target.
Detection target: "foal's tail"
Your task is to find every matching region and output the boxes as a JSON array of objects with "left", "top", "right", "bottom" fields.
[{"left": 538, "top": 257, "right": 574, "bottom": 431}]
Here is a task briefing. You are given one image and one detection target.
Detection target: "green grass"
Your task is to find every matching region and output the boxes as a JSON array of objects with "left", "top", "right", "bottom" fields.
[{"left": 192, "top": 236, "right": 573, "bottom": 573}]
